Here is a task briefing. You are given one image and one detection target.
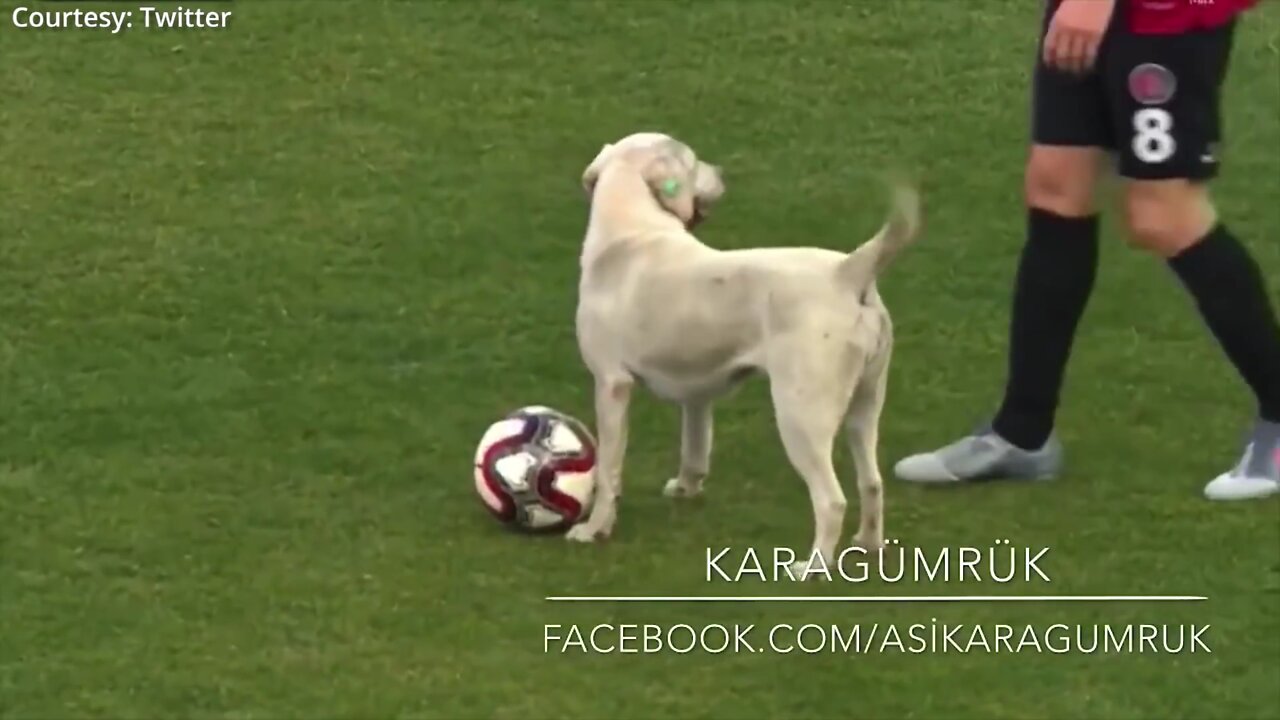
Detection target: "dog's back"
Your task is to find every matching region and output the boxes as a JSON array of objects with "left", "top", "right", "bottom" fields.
[{"left": 578, "top": 181, "right": 920, "bottom": 402}]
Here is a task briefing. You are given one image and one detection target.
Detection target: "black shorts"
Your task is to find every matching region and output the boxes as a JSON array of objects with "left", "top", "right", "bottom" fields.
[{"left": 1031, "top": 2, "right": 1237, "bottom": 181}]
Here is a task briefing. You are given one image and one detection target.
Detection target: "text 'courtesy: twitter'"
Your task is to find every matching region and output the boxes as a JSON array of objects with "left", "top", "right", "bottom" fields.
[{"left": 10, "top": 6, "right": 233, "bottom": 34}]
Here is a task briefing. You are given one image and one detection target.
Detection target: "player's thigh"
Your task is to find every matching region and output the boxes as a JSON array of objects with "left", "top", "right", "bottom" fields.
[
  {"left": 1028, "top": 5, "right": 1111, "bottom": 215},
  {"left": 1103, "top": 22, "right": 1236, "bottom": 183}
]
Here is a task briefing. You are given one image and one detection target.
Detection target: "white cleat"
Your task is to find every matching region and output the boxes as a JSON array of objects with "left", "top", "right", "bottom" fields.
[
  {"left": 894, "top": 424, "right": 1063, "bottom": 484},
  {"left": 1203, "top": 420, "right": 1280, "bottom": 501}
]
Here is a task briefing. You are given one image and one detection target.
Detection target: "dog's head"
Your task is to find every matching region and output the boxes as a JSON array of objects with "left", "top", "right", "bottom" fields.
[{"left": 581, "top": 132, "right": 725, "bottom": 229}]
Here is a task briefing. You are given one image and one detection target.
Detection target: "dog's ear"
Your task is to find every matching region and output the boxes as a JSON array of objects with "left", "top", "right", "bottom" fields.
[
  {"left": 641, "top": 152, "right": 697, "bottom": 225},
  {"left": 581, "top": 143, "right": 613, "bottom": 199}
]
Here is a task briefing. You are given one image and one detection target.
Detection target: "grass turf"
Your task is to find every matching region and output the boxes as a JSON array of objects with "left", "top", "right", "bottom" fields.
[{"left": 1, "top": 1, "right": 1278, "bottom": 718}]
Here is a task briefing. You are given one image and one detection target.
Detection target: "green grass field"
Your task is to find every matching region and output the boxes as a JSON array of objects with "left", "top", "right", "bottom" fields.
[{"left": 2, "top": 1, "right": 1278, "bottom": 718}]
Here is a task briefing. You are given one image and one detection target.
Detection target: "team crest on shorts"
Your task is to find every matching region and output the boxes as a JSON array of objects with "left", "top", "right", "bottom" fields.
[{"left": 1128, "top": 63, "right": 1177, "bottom": 106}]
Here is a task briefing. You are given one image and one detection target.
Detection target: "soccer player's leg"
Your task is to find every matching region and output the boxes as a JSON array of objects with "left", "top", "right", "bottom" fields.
[
  {"left": 894, "top": 18, "right": 1108, "bottom": 484},
  {"left": 1108, "top": 22, "right": 1279, "bottom": 500}
]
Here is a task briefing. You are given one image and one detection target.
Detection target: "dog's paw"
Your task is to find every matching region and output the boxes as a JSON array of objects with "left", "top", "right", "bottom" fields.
[
  {"left": 788, "top": 559, "right": 832, "bottom": 583},
  {"left": 565, "top": 523, "right": 611, "bottom": 543},
  {"left": 662, "top": 477, "right": 703, "bottom": 499},
  {"left": 851, "top": 533, "right": 887, "bottom": 553}
]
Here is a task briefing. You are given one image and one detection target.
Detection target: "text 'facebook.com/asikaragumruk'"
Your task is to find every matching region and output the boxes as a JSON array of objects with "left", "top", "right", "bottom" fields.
[{"left": 544, "top": 622, "right": 1212, "bottom": 655}]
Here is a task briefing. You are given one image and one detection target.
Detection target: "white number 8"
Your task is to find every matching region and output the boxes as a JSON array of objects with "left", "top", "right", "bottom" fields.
[{"left": 1132, "top": 108, "right": 1175, "bottom": 164}]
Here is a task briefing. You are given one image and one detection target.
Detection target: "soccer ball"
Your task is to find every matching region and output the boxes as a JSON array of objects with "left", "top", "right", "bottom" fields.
[{"left": 473, "top": 405, "right": 596, "bottom": 531}]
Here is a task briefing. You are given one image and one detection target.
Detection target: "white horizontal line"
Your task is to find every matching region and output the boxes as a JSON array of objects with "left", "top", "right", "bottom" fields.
[{"left": 546, "top": 595, "right": 1208, "bottom": 603}]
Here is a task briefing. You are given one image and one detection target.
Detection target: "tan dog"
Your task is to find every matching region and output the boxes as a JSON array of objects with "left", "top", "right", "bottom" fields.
[{"left": 570, "top": 131, "right": 920, "bottom": 577}]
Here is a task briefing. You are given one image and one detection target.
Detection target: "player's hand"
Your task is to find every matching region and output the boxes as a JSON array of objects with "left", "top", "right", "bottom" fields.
[{"left": 1042, "top": 0, "right": 1115, "bottom": 75}]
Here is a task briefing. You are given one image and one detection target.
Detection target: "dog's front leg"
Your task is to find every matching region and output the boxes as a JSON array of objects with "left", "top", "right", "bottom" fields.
[
  {"left": 566, "top": 374, "right": 633, "bottom": 543},
  {"left": 664, "top": 400, "right": 713, "bottom": 498}
]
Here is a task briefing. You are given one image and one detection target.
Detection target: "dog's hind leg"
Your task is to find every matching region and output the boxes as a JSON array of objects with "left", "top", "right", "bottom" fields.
[
  {"left": 567, "top": 373, "right": 633, "bottom": 543},
  {"left": 664, "top": 400, "right": 713, "bottom": 498},
  {"left": 769, "top": 353, "right": 860, "bottom": 580},
  {"left": 844, "top": 340, "right": 890, "bottom": 552}
]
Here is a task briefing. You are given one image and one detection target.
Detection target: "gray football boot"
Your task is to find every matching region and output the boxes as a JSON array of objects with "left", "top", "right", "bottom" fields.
[
  {"left": 894, "top": 424, "right": 1064, "bottom": 484},
  {"left": 1203, "top": 420, "right": 1280, "bottom": 501}
]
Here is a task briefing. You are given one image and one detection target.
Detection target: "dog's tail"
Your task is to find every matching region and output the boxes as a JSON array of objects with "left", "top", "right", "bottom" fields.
[{"left": 836, "top": 179, "right": 921, "bottom": 291}]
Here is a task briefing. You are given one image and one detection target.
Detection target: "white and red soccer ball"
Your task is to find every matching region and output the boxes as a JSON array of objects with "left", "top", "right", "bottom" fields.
[{"left": 473, "top": 406, "right": 596, "bottom": 531}]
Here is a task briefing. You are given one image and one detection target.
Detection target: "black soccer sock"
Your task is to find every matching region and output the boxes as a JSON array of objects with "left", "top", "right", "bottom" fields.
[
  {"left": 992, "top": 208, "right": 1100, "bottom": 450},
  {"left": 1169, "top": 224, "right": 1280, "bottom": 424}
]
